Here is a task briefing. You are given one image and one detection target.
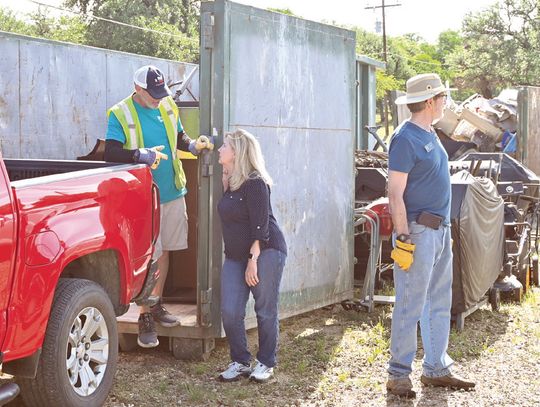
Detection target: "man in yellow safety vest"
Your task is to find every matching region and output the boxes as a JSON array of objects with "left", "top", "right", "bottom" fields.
[{"left": 104, "top": 65, "right": 213, "bottom": 348}]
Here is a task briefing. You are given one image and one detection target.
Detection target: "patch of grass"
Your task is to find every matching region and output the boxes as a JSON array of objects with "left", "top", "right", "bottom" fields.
[
  {"left": 182, "top": 383, "right": 217, "bottom": 404},
  {"left": 449, "top": 328, "right": 489, "bottom": 360},
  {"left": 296, "top": 358, "right": 308, "bottom": 374},
  {"left": 191, "top": 362, "right": 210, "bottom": 375},
  {"left": 364, "top": 320, "right": 390, "bottom": 365},
  {"left": 220, "top": 385, "right": 251, "bottom": 402},
  {"left": 336, "top": 369, "right": 350, "bottom": 382}
]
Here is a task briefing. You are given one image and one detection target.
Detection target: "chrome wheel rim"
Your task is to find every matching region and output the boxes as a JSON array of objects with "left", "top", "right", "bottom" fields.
[{"left": 66, "top": 306, "right": 109, "bottom": 396}]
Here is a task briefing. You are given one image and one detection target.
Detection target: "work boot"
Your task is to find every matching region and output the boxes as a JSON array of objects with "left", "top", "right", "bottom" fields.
[
  {"left": 137, "top": 312, "right": 158, "bottom": 348},
  {"left": 420, "top": 372, "right": 476, "bottom": 390},
  {"left": 150, "top": 301, "right": 180, "bottom": 327},
  {"left": 386, "top": 377, "right": 416, "bottom": 398}
]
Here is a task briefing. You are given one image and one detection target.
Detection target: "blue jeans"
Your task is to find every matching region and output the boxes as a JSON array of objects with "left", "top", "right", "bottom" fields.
[
  {"left": 221, "top": 248, "right": 286, "bottom": 368},
  {"left": 388, "top": 222, "right": 454, "bottom": 378}
]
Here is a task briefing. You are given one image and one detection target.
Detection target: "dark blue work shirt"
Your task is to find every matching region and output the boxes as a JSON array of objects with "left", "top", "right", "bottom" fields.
[
  {"left": 218, "top": 176, "right": 287, "bottom": 261},
  {"left": 388, "top": 121, "right": 451, "bottom": 224}
]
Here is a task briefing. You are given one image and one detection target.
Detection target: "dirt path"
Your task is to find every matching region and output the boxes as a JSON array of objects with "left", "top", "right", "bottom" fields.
[{"left": 106, "top": 288, "right": 540, "bottom": 406}]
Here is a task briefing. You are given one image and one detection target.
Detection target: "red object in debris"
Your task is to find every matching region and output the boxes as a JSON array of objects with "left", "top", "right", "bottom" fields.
[{"left": 365, "top": 198, "right": 393, "bottom": 239}]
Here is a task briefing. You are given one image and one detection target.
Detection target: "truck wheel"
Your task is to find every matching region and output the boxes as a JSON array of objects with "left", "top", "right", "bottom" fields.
[{"left": 18, "top": 279, "right": 118, "bottom": 407}]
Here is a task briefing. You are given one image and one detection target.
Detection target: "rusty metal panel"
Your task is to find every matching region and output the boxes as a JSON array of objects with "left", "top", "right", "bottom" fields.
[
  {"left": 0, "top": 31, "right": 199, "bottom": 159},
  {"left": 518, "top": 86, "right": 540, "bottom": 175},
  {"left": 201, "top": 0, "right": 356, "bottom": 330}
]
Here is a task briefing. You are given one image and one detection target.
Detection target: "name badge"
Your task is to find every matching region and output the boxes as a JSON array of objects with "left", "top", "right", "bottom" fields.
[{"left": 424, "top": 142, "right": 434, "bottom": 152}]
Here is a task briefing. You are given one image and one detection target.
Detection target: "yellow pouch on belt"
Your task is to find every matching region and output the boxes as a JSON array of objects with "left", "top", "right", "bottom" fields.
[{"left": 391, "top": 240, "right": 416, "bottom": 271}]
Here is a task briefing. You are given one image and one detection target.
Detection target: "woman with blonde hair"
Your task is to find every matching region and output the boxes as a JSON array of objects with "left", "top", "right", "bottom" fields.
[{"left": 217, "top": 129, "right": 287, "bottom": 383}]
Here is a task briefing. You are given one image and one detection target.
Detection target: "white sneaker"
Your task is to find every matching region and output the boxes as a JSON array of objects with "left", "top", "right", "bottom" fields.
[
  {"left": 249, "top": 360, "right": 274, "bottom": 383},
  {"left": 218, "top": 361, "right": 252, "bottom": 382}
]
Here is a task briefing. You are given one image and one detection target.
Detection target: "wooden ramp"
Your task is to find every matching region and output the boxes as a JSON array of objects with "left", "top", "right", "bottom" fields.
[{"left": 117, "top": 302, "right": 198, "bottom": 333}]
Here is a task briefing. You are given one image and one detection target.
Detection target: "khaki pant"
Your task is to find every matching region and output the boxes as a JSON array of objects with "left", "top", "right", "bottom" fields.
[{"left": 153, "top": 196, "right": 188, "bottom": 260}]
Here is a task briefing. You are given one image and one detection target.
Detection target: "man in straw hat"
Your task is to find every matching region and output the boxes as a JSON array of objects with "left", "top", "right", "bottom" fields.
[{"left": 386, "top": 73, "right": 475, "bottom": 398}]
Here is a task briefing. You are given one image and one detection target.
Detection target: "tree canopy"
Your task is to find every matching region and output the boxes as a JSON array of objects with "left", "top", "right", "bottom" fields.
[{"left": 449, "top": 0, "right": 540, "bottom": 98}]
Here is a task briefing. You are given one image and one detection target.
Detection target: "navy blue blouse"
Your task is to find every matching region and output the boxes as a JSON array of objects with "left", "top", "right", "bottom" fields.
[{"left": 218, "top": 176, "right": 287, "bottom": 261}]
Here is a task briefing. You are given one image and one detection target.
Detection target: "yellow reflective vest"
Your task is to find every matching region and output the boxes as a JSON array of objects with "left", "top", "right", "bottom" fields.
[{"left": 107, "top": 95, "right": 186, "bottom": 191}]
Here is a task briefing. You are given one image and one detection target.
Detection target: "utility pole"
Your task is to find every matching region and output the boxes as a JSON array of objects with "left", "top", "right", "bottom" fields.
[
  {"left": 365, "top": 0, "right": 402, "bottom": 140},
  {"left": 364, "top": 0, "right": 402, "bottom": 64}
]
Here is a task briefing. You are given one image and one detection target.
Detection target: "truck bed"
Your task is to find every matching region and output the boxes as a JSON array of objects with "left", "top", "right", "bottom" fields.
[{"left": 4, "top": 158, "right": 120, "bottom": 182}]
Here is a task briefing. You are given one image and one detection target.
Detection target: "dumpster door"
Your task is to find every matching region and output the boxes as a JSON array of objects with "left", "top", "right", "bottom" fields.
[{"left": 200, "top": 0, "right": 356, "bottom": 329}]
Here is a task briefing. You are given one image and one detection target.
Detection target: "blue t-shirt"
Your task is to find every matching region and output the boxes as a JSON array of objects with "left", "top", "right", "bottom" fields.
[
  {"left": 106, "top": 98, "right": 185, "bottom": 203},
  {"left": 388, "top": 121, "right": 451, "bottom": 224}
]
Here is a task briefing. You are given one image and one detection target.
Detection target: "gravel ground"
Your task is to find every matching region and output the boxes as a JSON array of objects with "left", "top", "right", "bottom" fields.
[{"left": 105, "top": 287, "right": 540, "bottom": 407}]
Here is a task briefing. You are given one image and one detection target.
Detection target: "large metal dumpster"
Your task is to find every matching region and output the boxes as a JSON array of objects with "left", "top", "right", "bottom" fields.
[
  {"left": 0, "top": 2, "right": 357, "bottom": 359},
  {"left": 198, "top": 0, "right": 356, "bottom": 333}
]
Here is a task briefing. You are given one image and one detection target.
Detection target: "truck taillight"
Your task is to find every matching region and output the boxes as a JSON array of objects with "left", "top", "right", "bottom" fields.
[{"left": 151, "top": 183, "right": 160, "bottom": 245}]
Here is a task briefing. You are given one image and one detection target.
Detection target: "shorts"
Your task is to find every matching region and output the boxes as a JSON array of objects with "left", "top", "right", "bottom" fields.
[{"left": 153, "top": 197, "right": 188, "bottom": 260}]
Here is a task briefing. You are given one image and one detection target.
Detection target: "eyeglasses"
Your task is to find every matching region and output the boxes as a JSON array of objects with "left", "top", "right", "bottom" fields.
[{"left": 434, "top": 93, "right": 448, "bottom": 101}]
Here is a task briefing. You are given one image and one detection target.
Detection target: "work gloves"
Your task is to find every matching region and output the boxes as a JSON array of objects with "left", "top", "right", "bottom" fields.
[
  {"left": 391, "top": 240, "right": 416, "bottom": 271},
  {"left": 194, "top": 135, "right": 214, "bottom": 152},
  {"left": 134, "top": 145, "right": 168, "bottom": 170}
]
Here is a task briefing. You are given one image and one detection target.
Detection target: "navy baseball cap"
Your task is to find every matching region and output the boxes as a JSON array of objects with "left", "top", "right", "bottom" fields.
[{"left": 133, "top": 65, "right": 172, "bottom": 99}]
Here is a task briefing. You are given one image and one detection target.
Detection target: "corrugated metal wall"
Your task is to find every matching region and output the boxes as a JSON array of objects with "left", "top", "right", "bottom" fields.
[
  {"left": 0, "top": 31, "right": 199, "bottom": 159},
  {"left": 201, "top": 0, "right": 356, "bottom": 328}
]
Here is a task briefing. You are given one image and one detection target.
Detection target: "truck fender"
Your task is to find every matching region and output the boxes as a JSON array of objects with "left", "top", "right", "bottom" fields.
[{"left": 24, "top": 231, "right": 61, "bottom": 266}]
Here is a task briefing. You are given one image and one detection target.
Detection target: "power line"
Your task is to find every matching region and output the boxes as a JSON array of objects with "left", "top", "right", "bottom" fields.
[
  {"left": 386, "top": 51, "right": 453, "bottom": 68},
  {"left": 25, "top": 0, "right": 186, "bottom": 39}
]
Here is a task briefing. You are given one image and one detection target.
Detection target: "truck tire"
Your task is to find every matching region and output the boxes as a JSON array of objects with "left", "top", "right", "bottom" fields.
[{"left": 18, "top": 278, "right": 118, "bottom": 407}]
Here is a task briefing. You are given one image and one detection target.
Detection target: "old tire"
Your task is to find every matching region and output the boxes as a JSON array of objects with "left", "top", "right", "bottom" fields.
[{"left": 18, "top": 278, "right": 118, "bottom": 407}]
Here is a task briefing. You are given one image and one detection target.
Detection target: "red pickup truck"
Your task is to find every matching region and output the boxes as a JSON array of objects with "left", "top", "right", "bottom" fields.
[{"left": 0, "top": 151, "right": 159, "bottom": 406}]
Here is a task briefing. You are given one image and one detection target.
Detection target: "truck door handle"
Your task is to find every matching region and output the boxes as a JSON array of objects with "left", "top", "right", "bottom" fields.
[{"left": 0, "top": 216, "right": 5, "bottom": 227}]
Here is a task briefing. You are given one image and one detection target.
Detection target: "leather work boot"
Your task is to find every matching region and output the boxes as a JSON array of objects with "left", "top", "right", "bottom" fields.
[
  {"left": 420, "top": 372, "right": 476, "bottom": 390},
  {"left": 386, "top": 377, "right": 416, "bottom": 398}
]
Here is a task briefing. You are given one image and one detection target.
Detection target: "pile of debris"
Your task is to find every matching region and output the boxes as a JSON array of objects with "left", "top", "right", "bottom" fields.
[
  {"left": 435, "top": 89, "right": 518, "bottom": 157},
  {"left": 354, "top": 150, "right": 388, "bottom": 169}
]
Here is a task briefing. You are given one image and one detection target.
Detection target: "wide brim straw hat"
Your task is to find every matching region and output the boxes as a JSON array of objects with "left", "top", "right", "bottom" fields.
[{"left": 395, "top": 73, "right": 455, "bottom": 105}]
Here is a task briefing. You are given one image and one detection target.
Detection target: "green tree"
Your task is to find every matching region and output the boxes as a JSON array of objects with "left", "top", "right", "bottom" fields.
[
  {"left": 0, "top": 6, "right": 87, "bottom": 44},
  {"left": 28, "top": 8, "right": 87, "bottom": 44},
  {"left": 448, "top": 0, "right": 540, "bottom": 97},
  {"left": 0, "top": 7, "right": 33, "bottom": 36},
  {"left": 63, "top": 0, "right": 199, "bottom": 62}
]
